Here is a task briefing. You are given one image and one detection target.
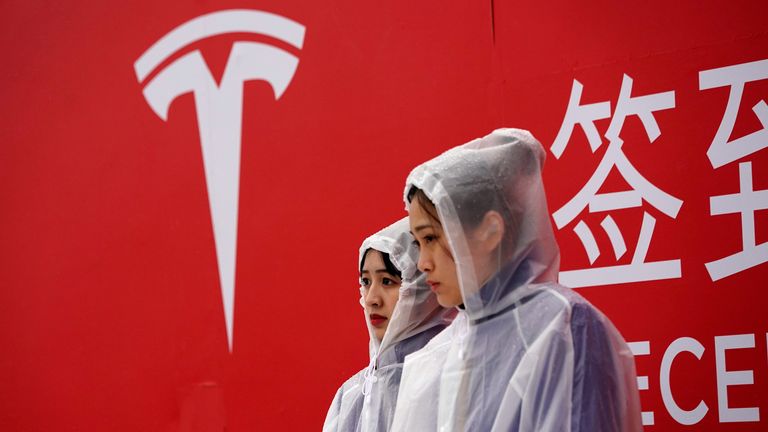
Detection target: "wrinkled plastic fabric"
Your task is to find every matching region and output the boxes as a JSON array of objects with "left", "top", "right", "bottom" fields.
[
  {"left": 323, "top": 218, "right": 455, "bottom": 432},
  {"left": 391, "top": 129, "right": 642, "bottom": 431}
]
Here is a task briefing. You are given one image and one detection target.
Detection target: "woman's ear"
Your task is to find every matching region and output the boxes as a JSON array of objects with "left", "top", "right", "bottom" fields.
[{"left": 477, "top": 211, "right": 505, "bottom": 252}]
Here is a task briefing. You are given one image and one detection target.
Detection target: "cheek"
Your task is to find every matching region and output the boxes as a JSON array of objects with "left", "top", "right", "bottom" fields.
[
  {"left": 436, "top": 249, "right": 456, "bottom": 277},
  {"left": 385, "top": 289, "right": 400, "bottom": 313},
  {"left": 436, "top": 250, "right": 461, "bottom": 298}
]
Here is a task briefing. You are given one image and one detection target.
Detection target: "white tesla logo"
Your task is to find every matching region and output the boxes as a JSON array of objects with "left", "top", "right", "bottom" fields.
[{"left": 134, "top": 9, "right": 306, "bottom": 351}]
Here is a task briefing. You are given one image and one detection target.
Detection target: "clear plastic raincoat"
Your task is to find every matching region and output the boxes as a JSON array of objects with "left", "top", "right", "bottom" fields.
[
  {"left": 323, "top": 218, "right": 456, "bottom": 432},
  {"left": 391, "top": 128, "right": 642, "bottom": 431}
]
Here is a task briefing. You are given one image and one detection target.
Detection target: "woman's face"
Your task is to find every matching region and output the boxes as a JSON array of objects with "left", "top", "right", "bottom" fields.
[
  {"left": 360, "top": 250, "right": 402, "bottom": 341},
  {"left": 409, "top": 199, "right": 463, "bottom": 308}
]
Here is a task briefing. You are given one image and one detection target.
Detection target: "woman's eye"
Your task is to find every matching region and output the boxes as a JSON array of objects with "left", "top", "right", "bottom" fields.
[
  {"left": 382, "top": 278, "right": 397, "bottom": 286},
  {"left": 411, "top": 239, "right": 420, "bottom": 249},
  {"left": 424, "top": 235, "right": 436, "bottom": 244},
  {"left": 360, "top": 278, "right": 370, "bottom": 287}
]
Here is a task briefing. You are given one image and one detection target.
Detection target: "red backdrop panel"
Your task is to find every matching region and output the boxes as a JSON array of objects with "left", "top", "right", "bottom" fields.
[{"left": 0, "top": 1, "right": 765, "bottom": 430}]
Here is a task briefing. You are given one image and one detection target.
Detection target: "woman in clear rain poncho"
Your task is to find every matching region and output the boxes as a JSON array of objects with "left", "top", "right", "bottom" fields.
[
  {"left": 323, "top": 218, "right": 455, "bottom": 432},
  {"left": 391, "top": 128, "right": 642, "bottom": 431}
]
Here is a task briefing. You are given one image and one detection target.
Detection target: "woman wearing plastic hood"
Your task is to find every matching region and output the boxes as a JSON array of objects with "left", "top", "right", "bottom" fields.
[
  {"left": 390, "top": 128, "right": 642, "bottom": 431},
  {"left": 323, "top": 218, "right": 455, "bottom": 432}
]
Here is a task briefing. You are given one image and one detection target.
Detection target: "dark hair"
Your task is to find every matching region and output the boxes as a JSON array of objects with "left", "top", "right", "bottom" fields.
[
  {"left": 408, "top": 184, "right": 510, "bottom": 230},
  {"left": 407, "top": 187, "right": 441, "bottom": 225},
  {"left": 407, "top": 183, "right": 517, "bottom": 256},
  {"left": 360, "top": 248, "right": 401, "bottom": 278}
]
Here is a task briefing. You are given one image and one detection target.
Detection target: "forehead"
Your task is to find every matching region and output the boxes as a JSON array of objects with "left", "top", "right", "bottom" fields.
[
  {"left": 361, "top": 249, "right": 385, "bottom": 271},
  {"left": 409, "top": 199, "right": 438, "bottom": 232},
  {"left": 408, "top": 199, "right": 430, "bottom": 225}
]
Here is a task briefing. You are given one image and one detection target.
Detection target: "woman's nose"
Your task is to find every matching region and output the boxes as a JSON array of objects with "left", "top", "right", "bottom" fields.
[
  {"left": 365, "top": 283, "right": 382, "bottom": 307},
  {"left": 418, "top": 250, "right": 433, "bottom": 273}
]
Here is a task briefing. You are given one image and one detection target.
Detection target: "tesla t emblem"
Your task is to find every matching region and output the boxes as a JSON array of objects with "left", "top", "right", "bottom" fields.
[{"left": 134, "top": 9, "right": 305, "bottom": 351}]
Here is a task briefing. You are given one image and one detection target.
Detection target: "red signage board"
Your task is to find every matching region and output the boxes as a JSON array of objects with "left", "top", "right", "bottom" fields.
[{"left": 1, "top": 1, "right": 765, "bottom": 430}]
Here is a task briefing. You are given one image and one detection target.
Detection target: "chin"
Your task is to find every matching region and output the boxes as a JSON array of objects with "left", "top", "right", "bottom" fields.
[{"left": 437, "top": 295, "right": 461, "bottom": 309}]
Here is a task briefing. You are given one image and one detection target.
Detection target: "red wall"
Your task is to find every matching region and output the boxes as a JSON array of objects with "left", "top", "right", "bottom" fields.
[{"left": 1, "top": 1, "right": 766, "bottom": 430}]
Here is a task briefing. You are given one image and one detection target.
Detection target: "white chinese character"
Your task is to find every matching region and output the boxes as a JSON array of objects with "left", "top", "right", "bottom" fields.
[
  {"left": 552, "top": 75, "right": 682, "bottom": 288},
  {"left": 699, "top": 59, "right": 768, "bottom": 281}
]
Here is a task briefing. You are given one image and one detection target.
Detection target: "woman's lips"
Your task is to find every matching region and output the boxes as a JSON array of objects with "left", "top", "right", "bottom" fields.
[
  {"left": 427, "top": 281, "right": 440, "bottom": 292},
  {"left": 369, "top": 314, "right": 387, "bottom": 327}
]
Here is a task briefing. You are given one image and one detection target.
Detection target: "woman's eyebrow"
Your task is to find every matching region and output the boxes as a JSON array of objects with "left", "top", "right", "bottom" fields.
[
  {"left": 361, "top": 268, "right": 388, "bottom": 274},
  {"left": 412, "top": 224, "right": 432, "bottom": 233}
]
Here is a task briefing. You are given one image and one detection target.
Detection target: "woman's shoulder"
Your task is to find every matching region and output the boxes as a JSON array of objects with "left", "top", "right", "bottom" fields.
[
  {"left": 403, "top": 312, "right": 463, "bottom": 362},
  {"left": 335, "top": 367, "right": 367, "bottom": 393},
  {"left": 533, "top": 283, "right": 608, "bottom": 318}
]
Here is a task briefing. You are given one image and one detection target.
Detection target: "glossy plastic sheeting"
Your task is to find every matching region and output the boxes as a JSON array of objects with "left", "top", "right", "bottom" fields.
[
  {"left": 323, "top": 218, "right": 454, "bottom": 431},
  {"left": 391, "top": 129, "right": 643, "bottom": 431}
]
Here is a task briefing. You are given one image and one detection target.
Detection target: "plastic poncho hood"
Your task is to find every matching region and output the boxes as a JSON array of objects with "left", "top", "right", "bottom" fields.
[
  {"left": 323, "top": 218, "right": 454, "bottom": 432},
  {"left": 358, "top": 218, "right": 451, "bottom": 360},
  {"left": 404, "top": 128, "right": 560, "bottom": 321},
  {"left": 392, "top": 128, "right": 642, "bottom": 431}
]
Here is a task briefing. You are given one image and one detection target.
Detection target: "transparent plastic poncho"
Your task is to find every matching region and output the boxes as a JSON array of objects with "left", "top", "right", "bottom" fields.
[
  {"left": 323, "top": 218, "right": 455, "bottom": 432},
  {"left": 390, "top": 129, "right": 643, "bottom": 431}
]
